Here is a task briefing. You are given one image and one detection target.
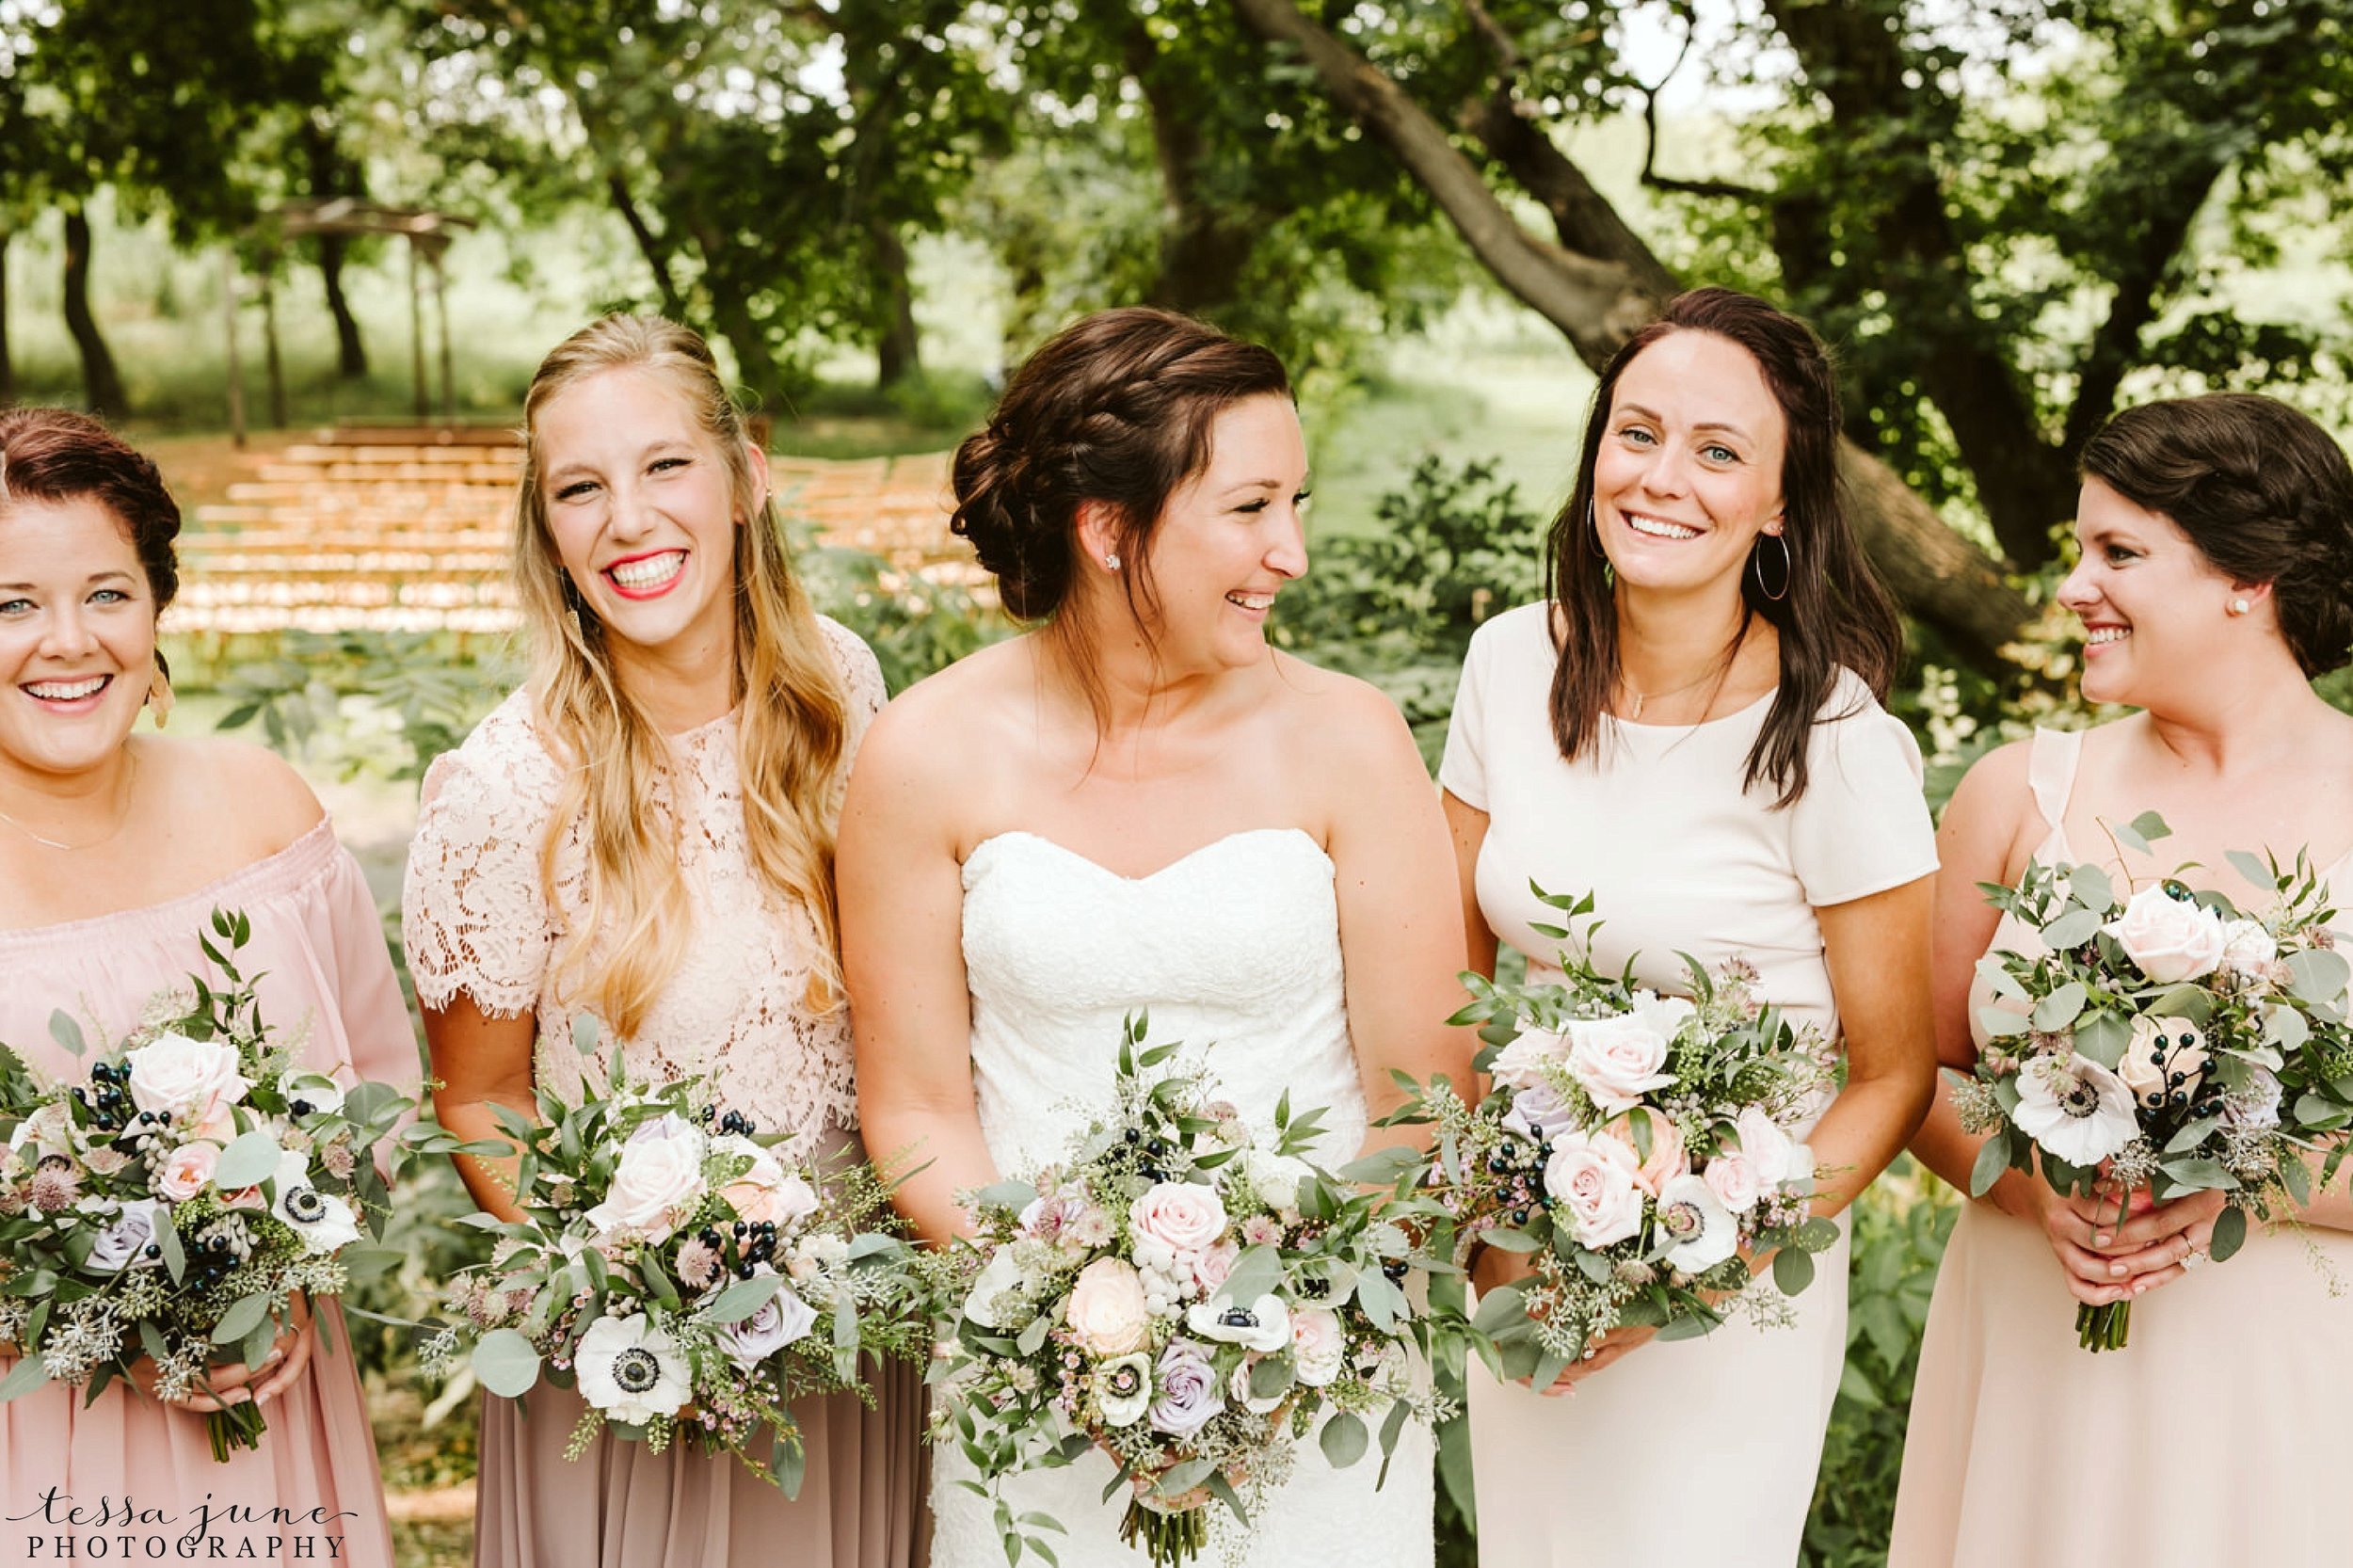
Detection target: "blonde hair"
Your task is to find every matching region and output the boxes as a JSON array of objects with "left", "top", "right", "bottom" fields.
[{"left": 514, "top": 314, "right": 850, "bottom": 1037}]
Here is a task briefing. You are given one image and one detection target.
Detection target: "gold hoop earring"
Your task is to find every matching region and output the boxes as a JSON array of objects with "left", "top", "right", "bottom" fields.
[
  {"left": 146, "top": 666, "right": 174, "bottom": 729},
  {"left": 1584, "top": 499, "right": 1608, "bottom": 561},
  {"left": 1752, "top": 534, "right": 1792, "bottom": 602}
]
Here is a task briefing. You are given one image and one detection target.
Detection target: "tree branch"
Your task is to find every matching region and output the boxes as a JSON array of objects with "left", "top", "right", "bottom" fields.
[{"left": 1227, "top": 0, "right": 2032, "bottom": 671}]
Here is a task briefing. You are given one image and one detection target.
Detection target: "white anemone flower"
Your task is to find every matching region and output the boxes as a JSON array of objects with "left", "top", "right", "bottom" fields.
[
  {"left": 1095, "top": 1352, "right": 1153, "bottom": 1428},
  {"left": 574, "top": 1313, "right": 693, "bottom": 1424},
  {"left": 270, "top": 1151, "right": 360, "bottom": 1255},
  {"left": 1185, "top": 1293, "right": 1292, "bottom": 1352},
  {"left": 1653, "top": 1174, "right": 1738, "bottom": 1273},
  {"left": 2013, "top": 1054, "right": 2139, "bottom": 1166}
]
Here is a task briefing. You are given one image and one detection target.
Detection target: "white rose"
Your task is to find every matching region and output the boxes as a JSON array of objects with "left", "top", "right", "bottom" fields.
[
  {"left": 1541, "top": 1131, "right": 1644, "bottom": 1248},
  {"left": 1242, "top": 1150, "right": 1315, "bottom": 1212},
  {"left": 1564, "top": 1009, "right": 1680, "bottom": 1114},
  {"left": 124, "top": 1032, "right": 251, "bottom": 1129},
  {"left": 2118, "top": 1015, "right": 2208, "bottom": 1112},
  {"left": 1734, "top": 1107, "right": 1811, "bottom": 1189},
  {"left": 584, "top": 1115, "right": 709, "bottom": 1241},
  {"left": 2220, "top": 920, "right": 2279, "bottom": 980},
  {"left": 1129, "top": 1181, "right": 1228, "bottom": 1256},
  {"left": 2103, "top": 885, "right": 2227, "bottom": 984},
  {"left": 1489, "top": 1028, "right": 1570, "bottom": 1094},
  {"left": 1289, "top": 1306, "right": 1346, "bottom": 1387},
  {"left": 962, "top": 1246, "right": 1028, "bottom": 1330}
]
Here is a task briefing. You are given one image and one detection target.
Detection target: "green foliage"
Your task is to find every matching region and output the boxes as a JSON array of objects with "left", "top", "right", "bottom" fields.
[
  {"left": 1274, "top": 456, "right": 1545, "bottom": 760},
  {"left": 1802, "top": 1162, "right": 1957, "bottom": 1567},
  {"left": 209, "top": 632, "right": 516, "bottom": 783}
]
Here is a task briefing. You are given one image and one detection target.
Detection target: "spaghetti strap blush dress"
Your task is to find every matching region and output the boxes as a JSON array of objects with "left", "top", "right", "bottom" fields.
[
  {"left": 400, "top": 616, "right": 928, "bottom": 1568},
  {"left": 0, "top": 818, "right": 412, "bottom": 1566},
  {"left": 1888, "top": 727, "right": 2353, "bottom": 1567},
  {"left": 1442, "top": 602, "right": 1937, "bottom": 1567}
]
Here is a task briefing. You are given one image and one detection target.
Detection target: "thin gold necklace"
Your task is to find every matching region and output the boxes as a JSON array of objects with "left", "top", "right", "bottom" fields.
[
  {"left": 0, "top": 753, "right": 139, "bottom": 852},
  {"left": 1618, "top": 647, "right": 1738, "bottom": 722}
]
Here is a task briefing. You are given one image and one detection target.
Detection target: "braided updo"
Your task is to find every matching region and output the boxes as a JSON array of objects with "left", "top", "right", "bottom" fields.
[
  {"left": 2079, "top": 393, "right": 2353, "bottom": 677},
  {"left": 951, "top": 307, "right": 1290, "bottom": 623}
]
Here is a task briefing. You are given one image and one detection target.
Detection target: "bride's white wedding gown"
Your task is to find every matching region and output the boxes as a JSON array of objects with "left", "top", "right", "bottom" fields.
[{"left": 925, "top": 827, "right": 1435, "bottom": 1568}]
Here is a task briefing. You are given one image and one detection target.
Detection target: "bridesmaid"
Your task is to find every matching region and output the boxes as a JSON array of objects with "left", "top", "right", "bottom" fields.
[
  {"left": 401, "top": 315, "right": 923, "bottom": 1567},
  {"left": 1445, "top": 288, "right": 1937, "bottom": 1564},
  {"left": 0, "top": 408, "right": 408, "bottom": 1564},
  {"left": 1890, "top": 393, "right": 2353, "bottom": 1566}
]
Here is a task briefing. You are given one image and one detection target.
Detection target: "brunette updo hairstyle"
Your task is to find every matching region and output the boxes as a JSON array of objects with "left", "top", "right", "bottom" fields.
[
  {"left": 0, "top": 408, "right": 184, "bottom": 613},
  {"left": 1543, "top": 287, "right": 1901, "bottom": 806},
  {"left": 2078, "top": 393, "right": 2353, "bottom": 677},
  {"left": 952, "top": 306, "right": 1290, "bottom": 649}
]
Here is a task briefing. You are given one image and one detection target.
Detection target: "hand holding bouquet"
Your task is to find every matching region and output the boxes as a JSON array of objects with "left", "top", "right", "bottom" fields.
[
  {"left": 933, "top": 1015, "right": 1439, "bottom": 1568},
  {"left": 1957, "top": 813, "right": 2353, "bottom": 1350},
  {"left": 426, "top": 1022, "right": 928, "bottom": 1495},
  {"left": 0, "top": 910, "right": 427, "bottom": 1459},
  {"left": 1401, "top": 888, "right": 1840, "bottom": 1389}
]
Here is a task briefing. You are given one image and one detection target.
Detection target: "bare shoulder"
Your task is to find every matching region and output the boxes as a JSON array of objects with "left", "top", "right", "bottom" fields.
[
  {"left": 845, "top": 637, "right": 1030, "bottom": 828},
  {"left": 1940, "top": 733, "right": 2038, "bottom": 872},
  {"left": 1265, "top": 651, "right": 1421, "bottom": 772},
  {"left": 157, "top": 736, "right": 326, "bottom": 856}
]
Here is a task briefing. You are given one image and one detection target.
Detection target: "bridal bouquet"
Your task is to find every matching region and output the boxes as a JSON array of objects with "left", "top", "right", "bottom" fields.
[
  {"left": 934, "top": 1016, "right": 1438, "bottom": 1568},
  {"left": 1402, "top": 888, "right": 1840, "bottom": 1386},
  {"left": 425, "top": 1027, "right": 929, "bottom": 1494},
  {"left": 1955, "top": 813, "right": 2353, "bottom": 1350},
  {"left": 0, "top": 910, "right": 423, "bottom": 1459}
]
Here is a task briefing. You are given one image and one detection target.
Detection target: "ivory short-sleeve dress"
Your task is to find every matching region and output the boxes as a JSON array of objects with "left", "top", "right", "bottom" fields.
[
  {"left": 1441, "top": 601, "right": 1936, "bottom": 1567},
  {"left": 0, "top": 818, "right": 413, "bottom": 1566},
  {"left": 400, "top": 616, "right": 927, "bottom": 1568},
  {"left": 1888, "top": 727, "right": 2353, "bottom": 1566}
]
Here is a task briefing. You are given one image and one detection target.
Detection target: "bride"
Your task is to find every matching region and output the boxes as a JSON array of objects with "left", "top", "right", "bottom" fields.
[{"left": 840, "top": 307, "right": 1468, "bottom": 1566}]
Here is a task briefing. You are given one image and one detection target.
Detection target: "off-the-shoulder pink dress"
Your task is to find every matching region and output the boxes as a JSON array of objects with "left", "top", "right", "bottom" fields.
[
  {"left": 401, "top": 616, "right": 927, "bottom": 1568},
  {"left": 0, "top": 818, "right": 412, "bottom": 1566}
]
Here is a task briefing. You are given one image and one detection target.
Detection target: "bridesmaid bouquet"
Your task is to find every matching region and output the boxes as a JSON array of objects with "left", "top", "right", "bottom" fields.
[
  {"left": 1401, "top": 888, "right": 1840, "bottom": 1387},
  {"left": 0, "top": 910, "right": 427, "bottom": 1459},
  {"left": 424, "top": 1028, "right": 929, "bottom": 1495},
  {"left": 1955, "top": 813, "right": 2353, "bottom": 1350},
  {"left": 932, "top": 1015, "right": 1438, "bottom": 1568}
]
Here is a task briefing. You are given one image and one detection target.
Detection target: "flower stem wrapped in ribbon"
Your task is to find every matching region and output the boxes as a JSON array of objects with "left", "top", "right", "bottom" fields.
[
  {"left": 424, "top": 1020, "right": 930, "bottom": 1493},
  {"left": 1956, "top": 811, "right": 2353, "bottom": 1351},
  {"left": 0, "top": 909, "right": 447, "bottom": 1460},
  {"left": 1391, "top": 887, "right": 1841, "bottom": 1386},
  {"left": 930, "top": 1014, "right": 1447, "bottom": 1568}
]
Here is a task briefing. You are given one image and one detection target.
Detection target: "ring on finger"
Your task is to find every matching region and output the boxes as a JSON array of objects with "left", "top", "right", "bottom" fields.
[{"left": 2181, "top": 1241, "right": 2207, "bottom": 1271}]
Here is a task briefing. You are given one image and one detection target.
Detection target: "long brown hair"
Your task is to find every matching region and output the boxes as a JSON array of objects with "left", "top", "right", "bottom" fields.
[
  {"left": 1540, "top": 288, "right": 1901, "bottom": 806},
  {"left": 514, "top": 314, "right": 850, "bottom": 1035}
]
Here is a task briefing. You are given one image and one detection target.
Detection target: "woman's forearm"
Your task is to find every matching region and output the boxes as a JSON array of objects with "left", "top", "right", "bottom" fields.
[
  {"left": 868, "top": 1106, "right": 1005, "bottom": 1246},
  {"left": 431, "top": 1091, "right": 537, "bottom": 1225},
  {"left": 1803, "top": 1065, "right": 1933, "bottom": 1216}
]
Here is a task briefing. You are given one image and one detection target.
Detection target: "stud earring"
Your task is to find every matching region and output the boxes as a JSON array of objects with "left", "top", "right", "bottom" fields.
[
  {"left": 2228, "top": 597, "right": 2250, "bottom": 616},
  {"left": 1104, "top": 552, "right": 1121, "bottom": 571}
]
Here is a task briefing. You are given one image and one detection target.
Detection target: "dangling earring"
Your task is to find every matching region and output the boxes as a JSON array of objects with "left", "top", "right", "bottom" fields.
[
  {"left": 2227, "top": 597, "right": 2251, "bottom": 616},
  {"left": 1584, "top": 499, "right": 1608, "bottom": 560},
  {"left": 146, "top": 665, "right": 174, "bottom": 729},
  {"left": 1752, "top": 534, "right": 1793, "bottom": 602},
  {"left": 1103, "top": 552, "right": 1122, "bottom": 571}
]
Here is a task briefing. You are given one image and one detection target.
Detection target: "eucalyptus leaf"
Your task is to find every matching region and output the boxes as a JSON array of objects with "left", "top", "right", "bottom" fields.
[
  {"left": 471, "top": 1328, "right": 544, "bottom": 1398},
  {"left": 47, "top": 1010, "right": 87, "bottom": 1059},
  {"left": 705, "top": 1273, "right": 785, "bottom": 1325},
  {"left": 214, "top": 1129, "right": 286, "bottom": 1192},
  {"left": 2075, "top": 1011, "right": 2133, "bottom": 1069},
  {"left": 2031, "top": 981, "right": 2089, "bottom": 1032},
  {"left": 2208, "top": 1204, "right": 2249, "bottom": 1263},
  {"left": 1213, "top": 1245, "right": 1284, "bottom": 1309},
  {"left": 1772, "top": 1244, "right": 1817, "bottom": 1297},
  {"left": 2041, "top": 908, "right": 2105, "bottom": 950},
  {"left": 0, "top": 1352, "right": 55, "bottom": 1403},
  {"left": 1975, "top": 1007, "right": 2030, "bottom": 1039},
  {"left": 210, "top": 1292, "right": 275, "bottom": 1346},
  {"left": 1969, "top": 1128, "right": 2014, "bottom": 1198},
  {"left": 2225, "top": 850, "right": 2274, "bottom": 889},
  {"left": 770, "top": 1433, "right": 808, "bottom": 1499},
  {"left": 2287, "top": 949, "right": 2353, "bottom": 1006},
  {"left": 1319, "top": 1411, "right": 1369, "bottom": 1468},
  {"left": 2066, "top": 863, "right": 2116, "bottom": 913}
]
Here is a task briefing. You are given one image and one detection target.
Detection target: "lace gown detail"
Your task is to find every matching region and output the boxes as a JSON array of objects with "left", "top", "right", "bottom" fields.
[
  {"left": 402, "top": 616, "right": 928, "bottom": 1568},
  {"left": 402, "top": 615, "right": 886, "bottom": 1157},
  {"left": 929, "top": 827, "right": 1435, "bottom": 1568}
]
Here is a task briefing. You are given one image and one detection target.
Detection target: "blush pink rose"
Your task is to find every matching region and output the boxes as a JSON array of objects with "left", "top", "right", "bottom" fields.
[
  {"left": 154, "top": 1141, "right": 220, "bottom": 1202},
  {"left": 2103, "top": 885, "right": 2227, "bottom": 984},
  {"left": 1701, "top": 1150, "right": 1762, "bottom": 1213},
  {"left": 1542, "top": 1131, "right": 1643, "bottom": 1248},
  {"left": 1191, "top": 1238, "right": 1241, "bottom": 1297},
  {"left": 1130, "top": 1181, "right": 1228, "bottom": 1256},
  {"left": 1065, "top": 1256, "right": 1152, "bottom": 1356},
  {"left": 1564, "top": 1010, "right": 1680, "bottom": 1114},
  {"left": 1600, "top": 1112, "right": 1689, "bottom": 1197}
]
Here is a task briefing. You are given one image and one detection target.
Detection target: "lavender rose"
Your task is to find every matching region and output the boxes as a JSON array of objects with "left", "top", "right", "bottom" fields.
[
  {"left": 86, "top": 1197, "right": 168, "bottom": 1273},
  {"left": 720, "top": 1278, "right": 819, "bottom": 1367},
  {"left": 1148, "top": 1339, "right": 1225, "bottom": 1437}
]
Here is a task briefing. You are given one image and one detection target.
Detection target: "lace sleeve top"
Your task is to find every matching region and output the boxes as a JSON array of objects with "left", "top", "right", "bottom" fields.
[{"left": 401, "top": 615, "right": 888, "bottom": 1155}]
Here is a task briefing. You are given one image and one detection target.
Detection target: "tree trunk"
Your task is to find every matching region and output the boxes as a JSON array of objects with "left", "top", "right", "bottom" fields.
[
  {"left": 1127, "top": 24, "right": 1256, "bottom": 313},
  {"left": 695, "top": 249, "right": 786, "bottom": 414},
  {"left": 607, "top": 170, "right": 690, "bottom": 323},
  {"left": 872, "top": 219, "right": 921, "bottom": 390},
  {"left": 61, "top": 208, "right": 128, "bottom": 417},
  {"left": 0, "top": 227, "right": 13, "bottom": 406},
  {"left": 1226, "top": 0, "right": 2032, "bottom": 672},
  {"left": 318, "top": 232, "right": 367, "bottom": 379}
]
